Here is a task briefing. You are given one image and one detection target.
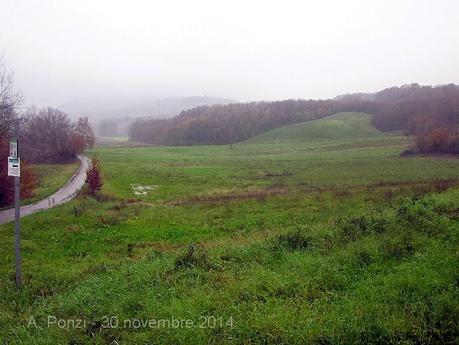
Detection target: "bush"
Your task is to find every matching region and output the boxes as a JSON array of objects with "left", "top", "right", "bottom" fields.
[
  {"left": 175, "top": 244, "right": 214, "bottom": 270},
  {"left": 85, "top": 158, "right": 103, "bottom": 196},
  {"left": 71, "top": 202, "right": 87, "bottom": 217},
  {"left": 380, "top": 233, "right": 415, "bottom": 260},
  {"left": 415, "top": 126, "right": 459, "bottom": 154},
  {"left": 272, "top": 229, "right": 312, "bottom": 251},
  {"left": 355, "top": 249, "right": 373, "bottom": 267},
  {"left": 337, "top": 213, "right": 387, "bottom": 242},
  {"left": 396, "top": 197, "right": 449, "bottom": 235},
  {"left": 98, "top": 209, "right": 121, "bottom": 226}
]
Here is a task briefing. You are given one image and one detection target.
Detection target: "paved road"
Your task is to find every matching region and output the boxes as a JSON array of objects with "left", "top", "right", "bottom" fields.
[{"left": 0, "top": 155, "right": 90, "bottom": 225}]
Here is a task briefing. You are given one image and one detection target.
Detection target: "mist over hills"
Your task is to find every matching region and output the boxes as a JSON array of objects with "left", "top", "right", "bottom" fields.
[
  {"left": 58, "top": 95, "right": 235, "bottom": 136},
  {"left": 59, "top": 96, "right": 236, "bottom": 120}
]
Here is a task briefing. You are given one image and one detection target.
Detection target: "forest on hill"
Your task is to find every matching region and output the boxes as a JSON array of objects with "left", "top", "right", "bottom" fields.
[{"left": 129, "top": 84, "right": 459, "bottom": 153}]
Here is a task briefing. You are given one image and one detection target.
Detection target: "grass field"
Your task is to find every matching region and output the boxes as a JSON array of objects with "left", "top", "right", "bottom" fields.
[
  {"left": 0, "top": 114, "right": 458, "bottom": 344},
  {"left": 25, "top": 162, "right": 80, "bottom": 204}
]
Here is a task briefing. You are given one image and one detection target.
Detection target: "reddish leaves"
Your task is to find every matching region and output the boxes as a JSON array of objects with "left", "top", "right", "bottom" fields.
[
  {"left": 0, "top": 138, "right": 37, "bottom": 207},
  {"left": 85, "top": 158, "right": 103, "bottom": 196},
  {"left": 415, "top": 127, "right": 459, "bottom": 154}
]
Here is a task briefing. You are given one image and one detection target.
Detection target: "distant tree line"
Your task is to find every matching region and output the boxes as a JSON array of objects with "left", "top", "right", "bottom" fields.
[
  {"left": 128, "top": 99, "right": 370, "bottom": 146},
  {"left": 129, "top": 84, "right": 459, "bottom": 154},
  {"left": 369, "top": 84, "right": 459, "bottom": 154}
]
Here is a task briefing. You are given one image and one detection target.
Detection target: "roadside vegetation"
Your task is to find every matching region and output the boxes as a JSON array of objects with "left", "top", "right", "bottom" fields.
[
  {"left": 23, "top": 161, "right": 80, "bottom": 205},
  {"left": 0, "top": 114, "right": 458, "bottom": 343},
  {"left": 0, "top": 57, "right": 95, "bottom": 208}
]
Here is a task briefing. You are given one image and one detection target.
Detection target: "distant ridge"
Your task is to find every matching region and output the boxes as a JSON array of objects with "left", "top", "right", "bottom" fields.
[{"left": 59, "top": 96, "right": 236, "bottom": 120}]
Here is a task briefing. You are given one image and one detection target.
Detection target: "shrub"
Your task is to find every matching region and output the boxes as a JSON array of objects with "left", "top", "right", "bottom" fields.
[
  {"left": 272, "top": 229, "right": 311, "bottom": 251},
  {"left": 127, "top": 243, "right": 134, "bottom": 257},
  {"left": 355, "top": 250, "right": 373, "bottom": 267},
  {"left": 337, "top": 213, "right": 387, "bottom": 241},
  {"left": 400, "top": 148, "right": 417, "bottom": 157},
  {"left": 98, "top": 209, "right": 121, "bottom": 226},
  {"left": 175, "top": 244, "right": 213, "bottom": 270},
  {"left": 422, "top": 293, "right": 459, "bottom": 344},
  {"left": 415, "top": 126, "right": 459, "bottom": 154},
  {"left": 380, "top": 233, "right": 415, "bottom": 260},
  {"left": 85, "top": 157, "right": 103, "bottom": 196},
  {"left": 71, "top": 203, "right": 86, "bottom": 217},
  {"left": 396, "top": 197, "right": 448, "bottom": 235}
]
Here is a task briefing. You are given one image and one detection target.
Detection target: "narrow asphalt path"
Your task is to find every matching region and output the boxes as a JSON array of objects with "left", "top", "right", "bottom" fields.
[{"left": 0, "top": 155, "right": 90, "bottom": 225}]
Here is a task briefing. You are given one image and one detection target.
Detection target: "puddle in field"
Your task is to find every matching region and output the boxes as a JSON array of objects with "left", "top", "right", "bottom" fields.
[{"left": 131, "top": 184, "right": 158, "bottom": 196}]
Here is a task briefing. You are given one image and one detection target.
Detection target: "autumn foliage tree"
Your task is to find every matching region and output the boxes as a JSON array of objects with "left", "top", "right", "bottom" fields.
[
  {"left": 73, "top": 117, "right": 95, "bottom": 150},
  {"left": 128, "top": 99, "right": 348, "bottom": 145},
  {"left": 415, "top": 127, "right": 459, "bottom": 154},
  {"left": 69, "top": 133, "right": 87, "bottom": 154},
  {"left": 128, "top": 83, "right": 459, "bottom": 149},
  {"left": 85, "top": 158, "right": 103, "bottom": 196},
  {"left": 0, "top": 138, "right": 38, "bottom": 207},
  {"left": 21, "top": 109, "right": 96, "bottom": 162}
]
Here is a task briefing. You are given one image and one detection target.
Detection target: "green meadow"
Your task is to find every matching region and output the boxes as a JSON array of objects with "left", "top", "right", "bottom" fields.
[
  {"left": 26, "top": 162, "right": 80, "bottom": 204},
  {"left": 0, "top": 113, "right": 458, "bottom": 344}
]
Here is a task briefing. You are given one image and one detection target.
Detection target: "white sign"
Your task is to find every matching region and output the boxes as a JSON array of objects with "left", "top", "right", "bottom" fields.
[
  {"left": 9, "top": 139, "right": 18, "bottom": 158},
  {"left": 8, "top": 157, "right": 20, "bottom": 177}
]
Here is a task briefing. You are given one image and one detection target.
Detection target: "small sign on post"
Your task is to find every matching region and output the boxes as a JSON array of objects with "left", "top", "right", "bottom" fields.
[
  {"left": 8, "top": 157, "right": 20, "bottom": 177},
  {"left": 12, "top": 122, "right": 22, "bottom": 287},
  {"left": 10, "top": 139, "right": 18, "bottom": 158}
]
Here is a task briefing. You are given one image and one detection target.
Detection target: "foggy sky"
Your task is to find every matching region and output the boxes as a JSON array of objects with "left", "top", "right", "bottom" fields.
[{"left": 1, "top": 0, "right": 459, "bottom": 108}]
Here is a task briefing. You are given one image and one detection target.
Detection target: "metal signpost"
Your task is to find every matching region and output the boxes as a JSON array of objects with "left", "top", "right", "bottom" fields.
[
  {"left": 8, "top": 125, "right": 21, "bottom": 287},
  {"left": 7, "top": 157, "right": 20, "bottom": 177},
  {"left": 9, "top": 139, "right": 18, "bottom": 158}
]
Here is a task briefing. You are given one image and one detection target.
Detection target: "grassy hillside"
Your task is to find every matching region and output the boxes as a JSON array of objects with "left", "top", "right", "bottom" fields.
[
  {"left": 0, "top": 133, "right": 458, "bottom": 344},
  {"left": 244, "top": 112, "right": 383, "bottom": 144}
]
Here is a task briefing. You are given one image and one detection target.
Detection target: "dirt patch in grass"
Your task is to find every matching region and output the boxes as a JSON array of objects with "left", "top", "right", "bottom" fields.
[
  {"left": 400, "top": 151, "right": 459, "bottom": 159},
  {"left": 367, "top": 178, "right": 459, "bottom": 201},
  {"left": 65, "top": 224, "right": 81, "bottom": 233},
  {"left": 168, "top": 187, "right": 290, "bottom": 206},
  {"left": 125, "top": 241, "right": 182, "bottom": 258},
  {"left": 368, "top": 178, "right": 459, "bottom": 190}
]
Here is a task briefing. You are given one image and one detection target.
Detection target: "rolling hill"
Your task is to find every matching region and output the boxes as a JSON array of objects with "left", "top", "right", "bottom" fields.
[{"left": 243, "top": 112, "right": 382, "bottom": 144}]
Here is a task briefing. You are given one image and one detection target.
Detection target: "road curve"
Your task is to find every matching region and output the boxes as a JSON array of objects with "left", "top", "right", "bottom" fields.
[{"left": 0, "top": 155, "right": 90, "bottom": 225}]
